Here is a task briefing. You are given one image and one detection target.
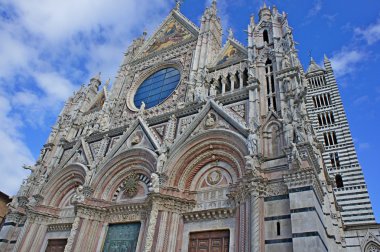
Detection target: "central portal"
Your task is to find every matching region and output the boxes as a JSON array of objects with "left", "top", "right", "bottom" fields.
[{"left": 188, "top": 230, "right": 230, "bottom": 252}]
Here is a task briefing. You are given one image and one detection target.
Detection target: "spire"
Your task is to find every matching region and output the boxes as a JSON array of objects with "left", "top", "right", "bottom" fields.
[
  {"left": 307, "top": 57, "right": 322, "bottom": 73},
  {"left": 250, "top": 14, "right": 255, "bottom": 26},
  {"left": 210, "top": 0, "right": 218, "bottom": 15},
  {"left": 324, "top": 54, "right": 330, "bottom": 62}
]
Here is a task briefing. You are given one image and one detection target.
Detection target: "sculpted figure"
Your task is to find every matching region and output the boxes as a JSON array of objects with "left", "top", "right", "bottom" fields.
[
  {"left": 209, "top": 84, "right": 217, "bottom": 96},
  {"left": 139, "top": 102, "right": 146, "bottom": 115},
  {"left": 149, "top": 173, "right": 160, "bottom": 193},
  {"left": 71, "top": 185, "right": 85, "bottom": 204},
  {"left": 205, "top": 113, "right": 216, "bottom": 127},
  {"left": 247, "top": 129, "right": 258, "bottom": 155},
  {"left": 282, "top": 54, "right": 291, "bottom": 70},
  {"left": 194, "top": 82, "right": 204, "bottom": 102}
]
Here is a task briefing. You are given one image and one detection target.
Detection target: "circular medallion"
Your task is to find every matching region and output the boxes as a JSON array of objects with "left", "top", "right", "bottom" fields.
[
  {"left": 134, "top": 67, "right": 181, "bottom": 109},
  {"left": 206, "top": 170, "right": 222, "bottom": 186}
]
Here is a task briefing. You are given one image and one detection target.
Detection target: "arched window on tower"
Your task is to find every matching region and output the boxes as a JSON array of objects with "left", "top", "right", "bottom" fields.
[
  {"left": 263, "top": 30, "right": 269, "bottom": 44},
  {"left": 335, "top": 174, "right": 344, "bottom": 188},
  {"left": 265, "top": 59, "right": 277, "bottom": 111}
]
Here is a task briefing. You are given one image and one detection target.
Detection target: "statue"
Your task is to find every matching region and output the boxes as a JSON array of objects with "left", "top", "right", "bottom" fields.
[
  {"left": 290, "top": 142, "right": 302, "bottom": 166},
  {"left": 139, "top": 102, "right": 146, "bottom": 115},
  {"left": 247, "top": 129, "right": 258, "bottom": 155},
  {"left": 209, "top": 84, "right": 217, "bottom": 96},
  {"left": 205, "top": 113, "right": 216, "bottom": 127},
  {"left": 7, "top": 196, "right": 19, "bottom": 211},
  {"left": 194, "top": 82, "right": 204, "bottom": 102},
  {"left": 228, "top": 28, "right": 234, "bottom": 39},
  {"left": 71, "top": 185, "right": 85, "bottom": 204},
  {"left": 149, "top": 173, "right": 160, "bottom": 193},
  {"left": 156, "top": 143, "right": 169, "bottom": 173},
  {"left": 282, "top": 54, "right": 291, "bottom": 70}
]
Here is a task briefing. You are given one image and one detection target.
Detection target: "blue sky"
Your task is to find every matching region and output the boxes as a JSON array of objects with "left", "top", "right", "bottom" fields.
[{"left": 0, "top": 0, "right": 379, "bottom": 219}]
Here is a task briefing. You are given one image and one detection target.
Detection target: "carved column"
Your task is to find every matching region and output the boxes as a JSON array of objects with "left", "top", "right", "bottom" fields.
[
  {"left": 250, "top": 192, "right": 264, "bottom": 252},
  {"left": 64, "top": 216, "right": 81, "bottom": 252},
  {"left": 143, "top": 201, "right": 159, "bottom": 252}
]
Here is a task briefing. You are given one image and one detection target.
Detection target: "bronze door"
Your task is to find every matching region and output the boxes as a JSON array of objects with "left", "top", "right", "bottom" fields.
[
  {"left": 189, "top": 230, "right": 229, "bottom": 252},
  {"left": 45, "top": 239, "right": 67, "bottom": 252}
]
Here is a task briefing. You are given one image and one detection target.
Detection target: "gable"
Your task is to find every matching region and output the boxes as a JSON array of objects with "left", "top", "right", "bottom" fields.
[
  {"left": 86, "top": 90, "right": 106, "bottom": 114},
  {"left": 138, "top": 11, "right": 198, "bottom": 58},
  {"left": 171, "top": 100, "right": 249, "bottom": 152},
  {"left": 214, "top": 40, "right": 247, "bottom": 67}
]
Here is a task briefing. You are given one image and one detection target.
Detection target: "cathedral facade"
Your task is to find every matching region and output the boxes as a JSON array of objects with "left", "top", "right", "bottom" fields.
[{"left": 1, "top": 2, "right": 380, "bottom": 252}]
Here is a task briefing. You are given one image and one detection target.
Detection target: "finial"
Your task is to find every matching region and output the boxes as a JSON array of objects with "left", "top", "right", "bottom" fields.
[
  {"left": 263, "top": 1, "right": 267, "bottom": 9},
  {"left": 211, "top": 0, "right": 217, "bottom": 10},
  {"left": 308, "top": 50, "right": 313, "bottom": 62},
  {"left": 174, "top": 0, "right": 183, "bottom": 11},
  {"left": 250, "top": 14, "right": 255, "bottom": 25},
  {"left": 324, "top": 54, "right": 330, "bottom": 62},
  {"left": 228, "top": 28, "right": 234, "bottom": 39}
]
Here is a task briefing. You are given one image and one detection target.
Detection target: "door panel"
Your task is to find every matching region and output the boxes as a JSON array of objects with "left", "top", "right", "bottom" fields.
[
  {"left": 102, "top": 222, "right": 141, "bottom": 252},
  {"left": 45, "top": 239, "right": 67, "bottom": 252},
  {"left": 189, "top": 230, "right": 229, "bottom": 252}
]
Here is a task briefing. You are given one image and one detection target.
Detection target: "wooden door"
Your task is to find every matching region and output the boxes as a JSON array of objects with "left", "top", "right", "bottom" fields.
[
  {"left": 189, "top": 230, "right": 229, "bottom": 252},
  {"left": 45, "top": 239, "right": 67, "bottom": 252}
]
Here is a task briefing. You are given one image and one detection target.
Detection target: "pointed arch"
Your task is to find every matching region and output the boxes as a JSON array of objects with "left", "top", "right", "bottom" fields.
[
  {"left": 42, "top": 163, "right": 87, "bottom": 207},
  {"left": 165, "top": 129, "right": 248, "bottom": 191},
  {"left": 262, "top": 119, "right": 283, "bottom": 158},
  {"left": 91, "top": 148, "right": 157, "bottom": 201}
]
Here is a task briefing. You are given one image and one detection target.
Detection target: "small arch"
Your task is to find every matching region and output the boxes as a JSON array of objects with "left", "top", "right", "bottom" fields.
[
  {"left": 335, "top": 174, "right": 344, "bottom": 188},
  {"left": 234, "top": 72, "right": 240, "bottom": 89},
  {"left": 263, "top": 30, "right": 269, "bottom": 43},
  {"left": 225, "top": 74, "right": 232, "bottom": 92},
  {"left": 243, "top": 68, "right": 248, "bottom": 86}
]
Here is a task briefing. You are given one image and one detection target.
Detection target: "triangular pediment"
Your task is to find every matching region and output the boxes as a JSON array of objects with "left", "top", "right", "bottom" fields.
[
  {"left": 136, "top": 10, "right": 199, "bottom": 59},
  {"left": 213, "top": 39, "right": 247, "bottom": 67},
  {"left": 58, "top": 139, "right": 92, "bottom": 169},
  {"left": 171, "top": 100, "right": 249, "bottom": 152},
  {"left": 102, "top": 117, "right": 160, "bottom": 161}
]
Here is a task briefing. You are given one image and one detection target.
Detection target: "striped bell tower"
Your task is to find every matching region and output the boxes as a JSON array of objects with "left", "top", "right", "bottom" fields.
[{"left": 305, "top": 55, "right": 376, "bottom": 225}]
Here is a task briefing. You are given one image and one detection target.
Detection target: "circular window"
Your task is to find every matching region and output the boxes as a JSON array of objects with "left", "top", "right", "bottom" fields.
[{"left": 134, "top": 67, "right": 181, "bottom": 109}]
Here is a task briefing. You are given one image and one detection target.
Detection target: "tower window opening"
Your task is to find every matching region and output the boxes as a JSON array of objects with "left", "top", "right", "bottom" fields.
[
  {"left": 317, "top": 115, "right": 322, "bottom": 126},
  {"left": 265, "top": 59, "right": 276, "bottom": 111},
  {"left": 335, "top": 174, "right": 344, "bottom": 188},
  {"left": 263, "top": 30, "right": 269, "bottom": 43},
  {"left": 330, "top": 152, "right": 340, "bottom": 168},
  {"left": 330, "top": 112, "right": 335, "bottom": 124},
  {"left": 322, "top": 114, "right": 327, "bottom": 125},
  {"left": 332, "top": 131, "right": 338, "bottom": 145},
  {"left": 276, "top": 222, "right": 281, "bottom": 236},
  {"left": 312, "top": 97, "right": 317, "bottom": 108}
]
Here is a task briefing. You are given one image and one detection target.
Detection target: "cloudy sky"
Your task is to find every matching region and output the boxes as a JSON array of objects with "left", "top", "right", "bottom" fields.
[{"left": 0, "top": 0, "right": 379, "bottom": 219}]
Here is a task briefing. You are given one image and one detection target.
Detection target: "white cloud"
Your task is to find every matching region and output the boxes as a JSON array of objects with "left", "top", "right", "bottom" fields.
[
  {"left": 307, "top": 0, "right": 322, "bottom": 18},
  {"left": 359, "top": 142, "right": 370, "bottom": 150},
  {"left": 0, "top": 93, "right": 34, "bottom": 196},
  {"left": 330, "top": 49, "right": 365, "bottom": 77},
  {"left": 0, "top": 0, "right": 172, "bottom": 195},
  {"left": 355, "top": 19, "right": 380, "bottom": 45}
]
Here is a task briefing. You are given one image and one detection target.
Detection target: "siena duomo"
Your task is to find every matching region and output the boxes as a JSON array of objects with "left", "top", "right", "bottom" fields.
[{"left": 1, "top": 1, "right": 379, "bottom": 252}]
